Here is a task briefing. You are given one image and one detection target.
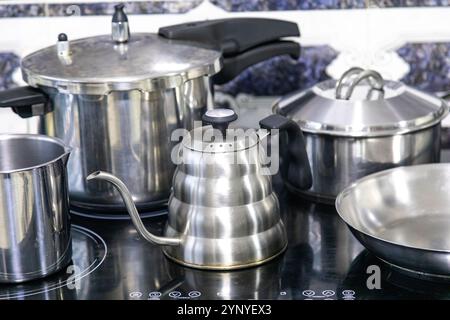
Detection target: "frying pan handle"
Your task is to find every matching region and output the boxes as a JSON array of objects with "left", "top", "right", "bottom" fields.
[{"left": 336, "top": 68, "right": 385, "bottom": 100}]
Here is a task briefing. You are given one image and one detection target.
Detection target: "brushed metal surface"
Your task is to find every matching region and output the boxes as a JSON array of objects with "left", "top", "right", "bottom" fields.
[
  {"left": 87, "top": 130, "right": 288, "bottom": 269},
  {"left": 43, "top": 76, "right": 213, "bottom": 210},
  {"left": 336, "top": 163, "right": 450, "bottom": 276},
  {"left": 297, "top": 125, "right": 442, "bottom": 200},
  {"left": 0, "top": 134, "right": 72, "bottom": 283},
  {"left": 22, "top": 33, "right": 222, "bottom": 95}
]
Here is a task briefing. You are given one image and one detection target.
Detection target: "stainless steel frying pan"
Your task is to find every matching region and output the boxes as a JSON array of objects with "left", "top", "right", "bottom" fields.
[{"left": 336, "top": 163, "right": 450, "bottom": 278}]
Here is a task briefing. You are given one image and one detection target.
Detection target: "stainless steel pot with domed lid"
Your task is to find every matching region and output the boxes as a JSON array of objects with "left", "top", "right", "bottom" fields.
[
  {"left": 273, "top": 67, "right": 449, "bottom": 203},
  {"left": 0, "top": 4, "right": 301, "bottom": 213}
]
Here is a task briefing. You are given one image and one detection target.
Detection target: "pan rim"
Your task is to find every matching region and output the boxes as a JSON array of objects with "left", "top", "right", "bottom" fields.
[{"left": 335, "top": 163, "right": 450, "bottom": 254}]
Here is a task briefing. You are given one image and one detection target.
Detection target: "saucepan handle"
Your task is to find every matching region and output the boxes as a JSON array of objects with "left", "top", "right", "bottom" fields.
[
  {"left": 259, "top": 114, "right": 312, "bottom": 190},
  {"left": 0, "top": 86, "right": 52, "bottom": 118}
]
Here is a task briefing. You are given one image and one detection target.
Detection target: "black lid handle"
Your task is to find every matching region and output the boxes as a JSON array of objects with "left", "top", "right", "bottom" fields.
[
  {"left": 202, "top": 108, "right": 237, "bottom": 136},
  {"left": 259, "top": 114, "right": 312, "bottom": 190},
  {"left": 213, "top": 40, "right": 300, "bottom": 85},
  {"left": 0, "top": 86, "right": 51, "bottom": 118},
  {"left": 158, "top": 18, "right": 300, "bottom": 56}
]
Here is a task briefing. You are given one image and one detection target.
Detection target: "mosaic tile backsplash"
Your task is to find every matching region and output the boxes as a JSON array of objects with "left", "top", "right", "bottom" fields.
[
  {"left": 1, "top": 0, "right": 450, "bottom": 18},
  {"left": 0, "top": 0, "right": 450, "bottom": 96},
  {"left": 398, "top": 43, "right": 450, "bottom": 93},
  {"left": 0, "top": 1, "right": 203, "bottom": 17},
  {"left": 209, "top": 0, "right": 366, "bottom": 11},
  {"left": 0, "top": 53, "right": 20, "bottom": 91}
]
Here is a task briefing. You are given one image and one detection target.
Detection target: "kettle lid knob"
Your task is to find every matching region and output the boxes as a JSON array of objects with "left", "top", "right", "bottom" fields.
[{"left": 202, "top": 108, "right": 237, "bottom": 135}]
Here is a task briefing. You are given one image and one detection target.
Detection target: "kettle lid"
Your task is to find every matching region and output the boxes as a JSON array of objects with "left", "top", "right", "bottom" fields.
[
  {"left": 21, "top": 6, "right": 222, "bottom": 95},
  {"left": 273, "top": 67, "right": 448, "bottom": 137},
  {"left": 182, "top": 108, "right": 260, "bottom": 153}
]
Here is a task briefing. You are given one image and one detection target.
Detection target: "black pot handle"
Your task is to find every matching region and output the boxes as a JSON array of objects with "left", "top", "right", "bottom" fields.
[
  {"left": 158, "top": 18, "right": 300, "bottom": 56},
  {"left": 213, "top": 40, "right": 300, "bottom": 85},
  {"left": 259, "top": 114, "right": 312, "bottom": 190},
  {"left": 0, "top": 86, "right": 51, "bottom": 118}
]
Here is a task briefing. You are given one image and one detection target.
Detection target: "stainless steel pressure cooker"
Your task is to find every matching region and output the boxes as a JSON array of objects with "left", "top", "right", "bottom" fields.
[
  {"left": 0, "top": 4, "right": 301, "bottom": 213},
  {"left": 273, "top": 67, "right": 449, "bottom": 203}
]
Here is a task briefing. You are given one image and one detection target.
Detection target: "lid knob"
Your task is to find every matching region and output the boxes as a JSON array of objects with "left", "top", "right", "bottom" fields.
[
  {"left": 112, "top": 4, "right": 130, "bottom": 43},
  {"left": 202, "top": 108, "right": 238, "bottom": 136}
]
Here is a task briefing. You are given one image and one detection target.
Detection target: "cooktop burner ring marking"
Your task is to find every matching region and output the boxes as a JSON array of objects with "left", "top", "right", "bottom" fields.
[{"left": 0, "top": 225, "right": 107, "bottom": 300}]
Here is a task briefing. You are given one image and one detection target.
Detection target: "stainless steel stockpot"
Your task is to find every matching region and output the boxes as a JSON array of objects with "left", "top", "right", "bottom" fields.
[
  {"left": 273, "top": 67, "right": 449, "bottom": 203},
  {"left": 0, "top": 134, "right": 71, "bottom": 283},
  {"left": 0, "top": 5, "right": 301, "bottom": 213}
]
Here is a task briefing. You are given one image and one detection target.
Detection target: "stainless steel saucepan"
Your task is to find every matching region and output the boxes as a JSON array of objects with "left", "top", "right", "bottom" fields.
[
  {"left": 0, "top": 134, "right": 72, "bottom": 283},
  {"left": 336, "top": 163, "right": 450, "bottom": 278},
  {"left": 274, "top": 67, "right": 448, "bottom": 203}
]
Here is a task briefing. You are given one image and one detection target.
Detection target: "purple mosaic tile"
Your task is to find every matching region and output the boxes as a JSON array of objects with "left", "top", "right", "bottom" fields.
[
  {"left": 369, "top": 0, "right": 450, "bottom": 7},
  {"left": 0, "top": 52, "right": 20, "bottom": 90},
  {"left": 0, "top": 4, "right": 45, "bottom": 18},
  {"left": 0, "top": 1, "right": 203, "bottom": 18},
  {"left": 48, "top": 1, "right": 203, "bottom": 17},
  {"left": 397, "top": 42, "right": 450, "bottom": 93},
  {"left": 209, "top": 0, "right": 366, "bottom": 11},
  {"left": 217, "top": 45, "right": 338, "bottom": 96}
]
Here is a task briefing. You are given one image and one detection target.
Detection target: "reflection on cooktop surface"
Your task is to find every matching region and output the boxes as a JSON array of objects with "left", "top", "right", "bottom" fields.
[
  {"left": 0, "top": 225, "right": 107, "bottom": 300},
  {"left": 2, "top": 171, "right": 450, "bottom": 300}
]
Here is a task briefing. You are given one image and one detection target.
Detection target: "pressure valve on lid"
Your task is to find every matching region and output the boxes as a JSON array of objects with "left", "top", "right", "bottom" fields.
[{"left": 112, "top": 3, "right": 130, "bottom": 43}]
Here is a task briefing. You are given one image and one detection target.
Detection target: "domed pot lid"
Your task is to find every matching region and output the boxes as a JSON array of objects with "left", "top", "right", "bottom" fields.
[{"left": 273, "top": 67, "right": 448, "bottom": 137}]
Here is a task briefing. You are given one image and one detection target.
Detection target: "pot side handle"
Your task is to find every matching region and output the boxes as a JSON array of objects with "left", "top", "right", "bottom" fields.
[
  {"left": 259, "top": 114, "right": 313, "bottom": 190},
  {"left": 0, "top": 86, "right": 52, "bottom": 118},
  {"left": 87, "top": 171, "right": 181, "bottom": 246}
]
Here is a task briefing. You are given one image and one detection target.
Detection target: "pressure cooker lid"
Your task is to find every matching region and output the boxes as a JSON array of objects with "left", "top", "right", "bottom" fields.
[
  {"left": 273, "top": 68, "right": 448, "bottom": 137},
  {"left": 21, "top": 32, "right": 222, "bottom": 95}
]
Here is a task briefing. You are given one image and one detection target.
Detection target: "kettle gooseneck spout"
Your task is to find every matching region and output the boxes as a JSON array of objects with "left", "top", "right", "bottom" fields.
[{"left": 86, "top": 171, "right": 181, "bottom": 246}]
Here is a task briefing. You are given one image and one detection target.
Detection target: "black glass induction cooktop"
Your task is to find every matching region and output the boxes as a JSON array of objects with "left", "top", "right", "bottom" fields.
[{"left": 2, "top": 154, "right": 450, "bottom": 300}]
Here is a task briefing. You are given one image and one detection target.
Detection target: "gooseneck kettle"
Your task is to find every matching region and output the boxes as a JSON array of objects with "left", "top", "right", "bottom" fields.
[{"left": 87, "top": 109, "right": 312, "bottom": 269}]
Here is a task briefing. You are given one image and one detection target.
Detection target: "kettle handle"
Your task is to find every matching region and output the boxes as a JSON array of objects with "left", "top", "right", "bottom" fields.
[
  {"left": 259, "top": 115, "right": 312, "bottom": 190},
  {"left": 86, "top": 171, "right": 181, "bottom": 246}
]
